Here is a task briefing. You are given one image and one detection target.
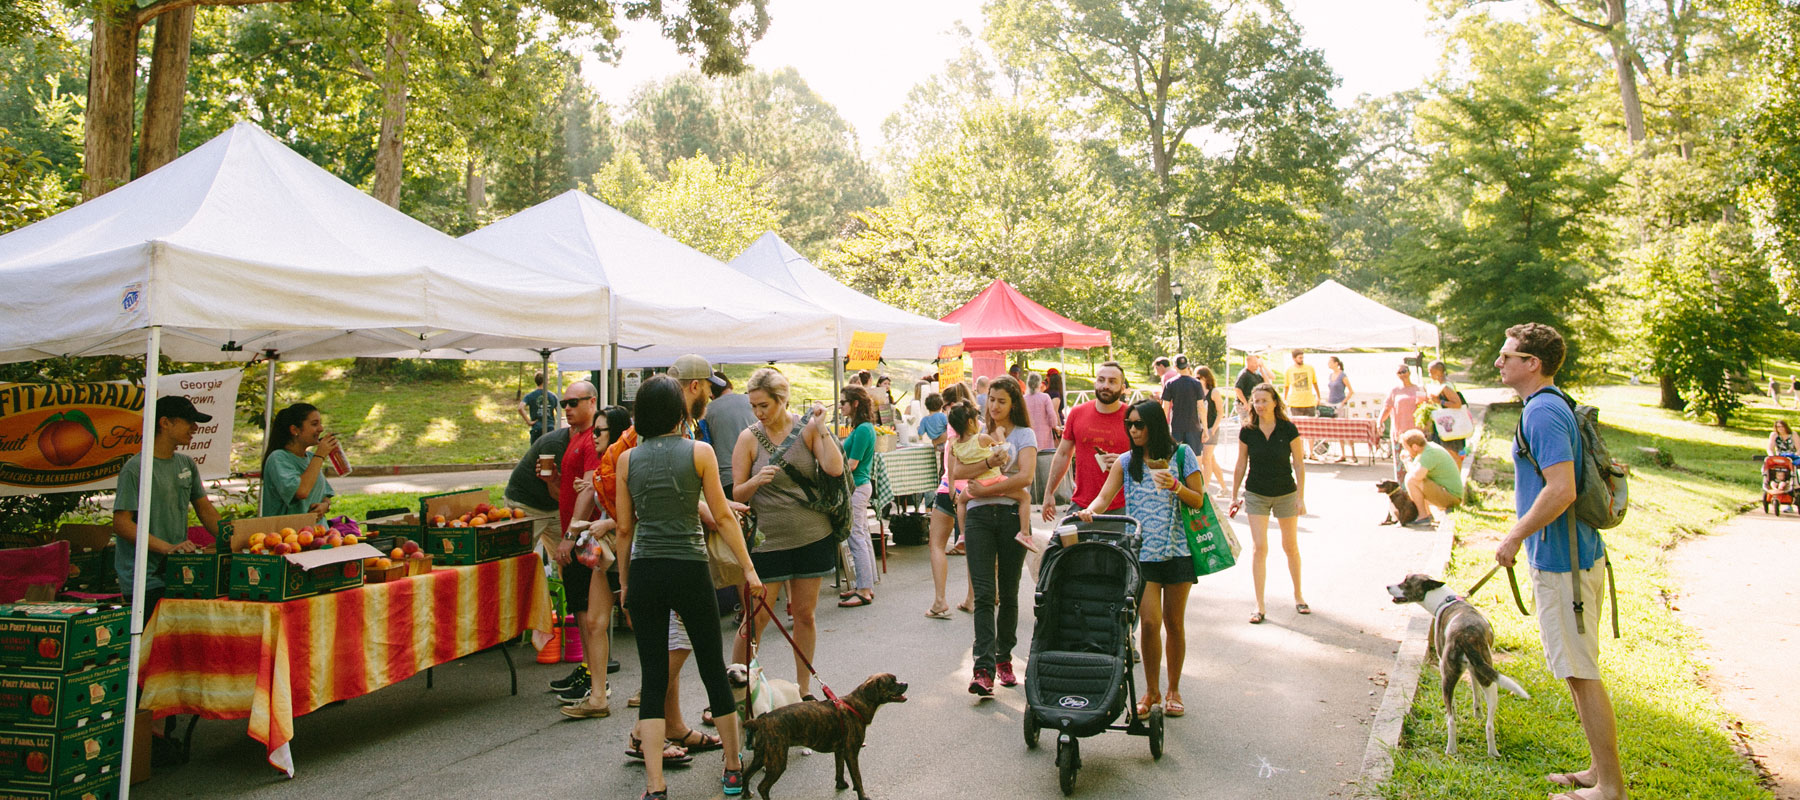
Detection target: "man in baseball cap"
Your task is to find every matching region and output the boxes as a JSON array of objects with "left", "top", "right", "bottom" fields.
[
  {"left": 113, "top": 395, "right": 221, "bottom": 614},
  {"left": 669, "top": 354, "right": 725, "bottom": 425}
]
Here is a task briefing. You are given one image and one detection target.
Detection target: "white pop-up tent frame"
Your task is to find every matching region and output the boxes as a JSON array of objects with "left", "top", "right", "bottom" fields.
[
  {"left": 0, "top": 122, "right": 610, "bottom": 785},
  {"left": 1222, "top": 280, "right": 1440, "bottom": 412}
]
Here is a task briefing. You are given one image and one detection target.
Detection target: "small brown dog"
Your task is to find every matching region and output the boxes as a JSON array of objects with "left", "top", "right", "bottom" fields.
[
  {"left": 741, "top": 673, "right": 908, "bottom": 800},
  {"left": 1376, "top": 479, "right": 1422, "bottom": 526}
]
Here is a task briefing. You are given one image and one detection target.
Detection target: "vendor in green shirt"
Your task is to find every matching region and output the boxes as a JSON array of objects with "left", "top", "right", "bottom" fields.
[
  {"left": 261, "top": 402, "right": 340, "bottom": 518},
  {"left": 1399, "top": 429, "right": 1463, "bottom": 527},
  {"left": 113, "top": 395, "right": 223, "bottom": 614}
]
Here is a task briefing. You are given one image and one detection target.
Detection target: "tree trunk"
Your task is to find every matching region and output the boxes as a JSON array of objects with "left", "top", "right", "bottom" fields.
[
  {"left": 1609, "top": 35, "right": 1646, "bottom": 144},
  {"left": 370, "top": 0, "right": 416, "bottom": 208},
  {"left": 139, "top": 6, "right": 195, "bottom": 177},
  {"left": 1659, "top": 372, "right": 1684, "bottom": 410},
  {"left": 464, "top": 159, "right": 486, "bottom": 221},
  {"left": 83, "top": 3, "right": 140, "bottom": 199}
]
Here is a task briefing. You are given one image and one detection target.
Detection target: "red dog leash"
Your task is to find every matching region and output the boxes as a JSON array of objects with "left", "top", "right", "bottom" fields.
[{"left": 746, "top": 591, "right": 864, "bottom": 724}]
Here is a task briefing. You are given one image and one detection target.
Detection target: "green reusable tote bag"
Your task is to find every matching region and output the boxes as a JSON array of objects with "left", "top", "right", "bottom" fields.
[{"left": 1176, "top": 446, "right": 1238, "bottom": 576}]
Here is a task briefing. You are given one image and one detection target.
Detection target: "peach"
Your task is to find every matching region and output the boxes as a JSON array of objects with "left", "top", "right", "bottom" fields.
[
  {"left": 296, "top": 531, "right": 314, "bottom": 547},
  {"left": 469, "top": 514, "right": 487, "bottom": 526},
  {"left": 248, "top": 532, "right": 267, "bottom": 547},
  {"left": 390, "top": 547, "right": 405, "bottom": 559},
  {"left": 343, "top": 534, "right": 359, "bottom": 545},
  {"left": 512, "top": 508, "right": 527, "bottom": 519},
  {"left": 279, "top": 527, "right": 296, "bottom": 538}
]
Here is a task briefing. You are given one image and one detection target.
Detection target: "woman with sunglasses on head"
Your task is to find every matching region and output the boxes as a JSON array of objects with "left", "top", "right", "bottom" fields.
[
  {"left": 837, "top": 384, "right": 879, "bottom": 607},
  {"left": 1228, "top": 383, "right": 1309, "bottom": 624},
  {"left": 1077, "top": 399, "right": 1206, "bottom": 718}
]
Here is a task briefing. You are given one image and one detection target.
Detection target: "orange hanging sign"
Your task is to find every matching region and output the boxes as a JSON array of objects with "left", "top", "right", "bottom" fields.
[{"left": 0, "top": 382, "right": 147, "bottom": 494}]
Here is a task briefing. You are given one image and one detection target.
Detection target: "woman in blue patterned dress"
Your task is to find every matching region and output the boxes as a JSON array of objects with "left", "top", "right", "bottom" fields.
[{"left": 1076, "top": 399, "right": 1206, "bottom": 719}]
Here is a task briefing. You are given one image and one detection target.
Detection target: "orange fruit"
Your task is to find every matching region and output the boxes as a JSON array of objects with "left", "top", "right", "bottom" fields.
[
  {"left": 343, "top": 534, "right": 359, "bottom": 545},
  {"left": 470, "top": 515, "right": 487, "bottom": 526},
  {"left": 279, "top": 527, "right": 296, "bottom": 538},
  {"left": 389, "top": 547, "right": 405, "bottom": 560},
  {"left": 296, "top": 531, "right": 314, "bottom": 547},
  {"left": 512, "top": 508, "right": 527, "bottom": 519},
  {"left": 248, "top": 532, "right": 267, "bottom": 547},
  {"left": 375, "top": 557, "right": 393, "bottom": 569},
  {"left": 283, "top": 532, "right": 300, "bottom": 546}
]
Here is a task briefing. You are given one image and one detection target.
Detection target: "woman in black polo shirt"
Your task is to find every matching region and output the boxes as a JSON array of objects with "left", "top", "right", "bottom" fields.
[{"left": 1228, "top": 382, "right": 1309, "bottom": 624}]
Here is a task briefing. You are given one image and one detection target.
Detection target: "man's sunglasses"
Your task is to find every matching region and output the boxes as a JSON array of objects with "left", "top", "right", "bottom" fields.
[{"left": 560, "top": 397, "right": 590, "bottom": 408}]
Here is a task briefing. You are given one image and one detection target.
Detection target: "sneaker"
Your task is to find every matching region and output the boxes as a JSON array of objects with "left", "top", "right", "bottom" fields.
[
  {"left": 558, "top": 696, "right": 611, "bottom": 719},
  {"left": 722, "top": 768, "right": 746, "bottom": 796},
  {"left": 555, "top": 670, "right": 591, "bottom": 703},
  {"left": 549, "top": 664, "right": 589, "bottom": 693},
  {"left": 995, "top": 661, "right": 1018, "bottom": 687},
  {"left": 968, "top": 668, "right": 994, "bottom": 697}
]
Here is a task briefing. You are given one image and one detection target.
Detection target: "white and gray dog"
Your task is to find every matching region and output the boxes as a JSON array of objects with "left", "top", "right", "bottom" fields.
[{"left": 1387, "top": 573, "right": 1530, "bottom": 757}]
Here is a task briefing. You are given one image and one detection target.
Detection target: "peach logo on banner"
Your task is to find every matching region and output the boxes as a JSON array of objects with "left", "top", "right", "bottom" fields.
[{"left": 0, "top": 382, "right": 146, "bottom": 491}]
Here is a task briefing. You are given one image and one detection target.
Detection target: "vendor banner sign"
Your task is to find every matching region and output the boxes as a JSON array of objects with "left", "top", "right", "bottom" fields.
[
  {"left": 936, "top": 343, "right": 965, "bottom": 387},
  {"left": 0, "top": 369, "right": 241, "bottom": 497},
  {"left": 846, "top": 331, "right": 887, "bottom": 371}
]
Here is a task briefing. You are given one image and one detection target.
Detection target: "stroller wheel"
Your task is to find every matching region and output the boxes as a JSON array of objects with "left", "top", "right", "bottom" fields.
[
  {"left": 1148, "top": 706, "right": 1165, "bottom": 760},
  {"left": 1023, "top": 711, "right": 1041, "bottom": 750},
  {"left": 1056, "top": 735, "right": 1080, "bottom": 796}
]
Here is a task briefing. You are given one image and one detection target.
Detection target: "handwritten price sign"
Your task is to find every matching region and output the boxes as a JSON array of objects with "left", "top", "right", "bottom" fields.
[{"left": 846, "top": 331, "right": 888, "bottom": 370}]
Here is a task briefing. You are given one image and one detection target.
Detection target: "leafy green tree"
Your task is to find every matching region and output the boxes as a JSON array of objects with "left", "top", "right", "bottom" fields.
[
  {"left": 823, "top": 102, "right": 1155, "bottom": 360},
  {"left": 1396, "top": 16, "right": 1618, "bottom": 383},
  {"left": 986, "top": 0, "right": 1346, "bottom": 310},
  {"left": 616, "top": 67, "right": 885, "bottom": 254},
  {"left": 588, "top": 151, "right": 780, "bottom": 261},
  {"left": 1733, "top": 0, "right": 1800, "bottom": 309}
]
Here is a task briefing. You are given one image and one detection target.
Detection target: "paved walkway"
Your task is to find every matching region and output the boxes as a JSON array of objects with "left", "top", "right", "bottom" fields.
[
  {"left": 1669, "top": 511, "right": 1800, "bottom": 800},
  {"left": 138, "top": 451, "right": 1446, "bottom": 799}
]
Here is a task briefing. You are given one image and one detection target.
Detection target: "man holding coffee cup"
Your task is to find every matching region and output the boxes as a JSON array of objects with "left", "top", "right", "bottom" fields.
[
  {"left": 1041, "top": 361, "right": 1132, "bottom": 523},
  {"left": 504, "top": 389, "right": 582, "bottom": 568}
]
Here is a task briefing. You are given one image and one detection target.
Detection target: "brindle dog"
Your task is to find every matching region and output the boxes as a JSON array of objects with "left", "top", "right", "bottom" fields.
[
  {"left": 741, "top": 673, "right": 908, "bottom": 800},
  {"left": 1387, "top": 573, "right": 1530, "bottom": 757}
]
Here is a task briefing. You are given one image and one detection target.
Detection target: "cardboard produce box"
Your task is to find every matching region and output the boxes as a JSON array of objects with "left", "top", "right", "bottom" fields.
[
  {"left": 162, "top": 551, "right": 231, "bottom": 600},
  {"left": 419, "top": 490, "right": 537, "bottom": 566},
  {"left": 0, "top": 605, "right": 127, "bottom": 674},
  {"left": 0, "top": 715, "right": 122, "bottom": 788},
  {"left": 0, "top": 768, "right": 118, "bottom": 800},
  {"left": 361, "top": 561, "right": 405, "bottom": 583},
  {"left": 362, "top": 510, "right": 421, "bottom": 554},
  {"left": 221, "top": 514, "right": 379, "bottom": 602},
  {"left": 48, "top": 526, "right": 115, "bottom": 595},
  {"left": 0, "top": 660, "right": 127, "bottom": 730}
]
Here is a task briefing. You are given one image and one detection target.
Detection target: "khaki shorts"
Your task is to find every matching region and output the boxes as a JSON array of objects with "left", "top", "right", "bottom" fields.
[
  {"left": 1531, "top": 558, "right": 1607, "bottom": 680},
  {"left": 1244, "top": 490, "right": 1301, "bottom": 519}
]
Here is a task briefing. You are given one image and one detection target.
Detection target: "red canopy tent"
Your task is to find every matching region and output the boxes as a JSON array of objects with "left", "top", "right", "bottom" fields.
[
  {"left": 940, "top": 279, "right": 1111, "bottom": 351},
  {"left": 940, "top": 280, "right": 1111, "bottom": 380}
]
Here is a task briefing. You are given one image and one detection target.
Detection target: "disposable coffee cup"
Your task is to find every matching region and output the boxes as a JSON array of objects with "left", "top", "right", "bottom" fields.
[
  {"left": 1055, "top": 524, "right": 1079, "bottom": 548},
  {"left": 538, "top": 454, "right": 555, "bottom": 477}
]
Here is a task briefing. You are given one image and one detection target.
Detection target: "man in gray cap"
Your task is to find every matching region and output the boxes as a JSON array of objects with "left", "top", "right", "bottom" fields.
[
  {"left": 112, "top": 395, "right": 223, "bottom": 614},
  {"left": 669, "top": 354, "right": 726, "bottom": 431}
]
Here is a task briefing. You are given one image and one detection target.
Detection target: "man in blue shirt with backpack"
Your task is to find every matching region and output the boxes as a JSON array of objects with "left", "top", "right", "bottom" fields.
[{"left": 1493, "top": 322, "right": 1626, "bottom": 800}]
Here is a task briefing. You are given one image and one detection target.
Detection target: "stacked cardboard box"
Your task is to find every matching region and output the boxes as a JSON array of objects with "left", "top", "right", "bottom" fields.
[
  {"left": 419, "top": 490, "right": 540, "bottom": 566},
  {"left": 48, "top": 526, "right": 116, "bottom": 597},
  {"left": 0, "top": 603, "right": 129, "bottom": 799}
]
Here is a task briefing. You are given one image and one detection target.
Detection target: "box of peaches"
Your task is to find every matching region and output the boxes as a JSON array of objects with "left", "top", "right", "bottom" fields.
[
  {"left": 221, "top": 513, "right": 384, "bottom": 602},
  {"left": 362, "top": 538, "right": 431, "bottom": 583},
  {"left": 419, "top": 489, "right": 538, "bottom": 566}
]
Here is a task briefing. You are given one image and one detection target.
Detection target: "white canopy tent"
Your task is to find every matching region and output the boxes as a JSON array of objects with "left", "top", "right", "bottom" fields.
[
  {"left": 0, "top": 122, "right": 609, "bottom": 785},
  {"left": 722, "top": 232, "right": 962, "bottom": 362},
  {"left": 457, "top": 191, "right": 841, "bottom": 371},
  {"left": 1224, "top": 279, "right": 1439, "bottom": 354}
]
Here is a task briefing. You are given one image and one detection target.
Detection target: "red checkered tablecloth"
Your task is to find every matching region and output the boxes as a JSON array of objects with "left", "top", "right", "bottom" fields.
[
  {"left": 1291, "top": 416, "right": 1381, "bottom": 446},
  {"left": 138, "top": 554, "right": 552, "bottom": 776}
]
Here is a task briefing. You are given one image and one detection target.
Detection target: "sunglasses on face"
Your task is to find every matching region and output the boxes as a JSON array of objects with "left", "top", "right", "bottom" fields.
[
  {"left": 1498, "top": 350, "right": 1536, "bottom": 364},
  {"left": 560, "top": 397, "right": 589, "bottom": 408},
  {"left": 1125, "top": 419, "right": 1146, "bottom": 429}
]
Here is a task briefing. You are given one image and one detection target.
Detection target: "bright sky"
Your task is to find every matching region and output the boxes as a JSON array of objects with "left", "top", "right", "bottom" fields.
[{"left": 581, "top": 0, "right": 1443, "bottom": 152}]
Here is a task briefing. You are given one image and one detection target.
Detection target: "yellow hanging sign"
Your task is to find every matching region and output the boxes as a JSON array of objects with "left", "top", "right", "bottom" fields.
[{"left": 846, "top": 331, "right": 887, "bottom": 370}]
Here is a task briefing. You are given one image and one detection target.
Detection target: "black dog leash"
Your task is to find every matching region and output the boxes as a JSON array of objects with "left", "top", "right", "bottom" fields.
[{"left": 1465, "top": 563, "right": 1532, "bottom": 616}]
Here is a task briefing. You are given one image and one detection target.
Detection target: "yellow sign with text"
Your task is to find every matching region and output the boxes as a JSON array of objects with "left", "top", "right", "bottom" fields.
[
  {"left": 846, "top": 331, "right": 887, "bottom": 370},
  {"left": 0, "top": 382, "right": 147, "bottom": 492},
  {"left": 935, "top": 343, "right": 965, "bottom": 386}
]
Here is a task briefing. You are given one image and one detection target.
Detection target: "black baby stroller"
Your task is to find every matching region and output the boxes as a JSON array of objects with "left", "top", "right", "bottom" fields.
[{"left": 1022, "top": 514, "right": 1163, "bottom": 795}]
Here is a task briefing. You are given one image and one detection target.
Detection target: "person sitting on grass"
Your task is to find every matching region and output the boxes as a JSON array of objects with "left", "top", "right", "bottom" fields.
[{"left": 1398, "top": 429, "right": 1463, "bottom": 527}]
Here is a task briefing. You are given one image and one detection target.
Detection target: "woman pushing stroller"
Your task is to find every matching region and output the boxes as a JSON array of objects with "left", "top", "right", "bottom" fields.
[{"left": 1076, "top": 399, "right": 1207, "bottom": 718}]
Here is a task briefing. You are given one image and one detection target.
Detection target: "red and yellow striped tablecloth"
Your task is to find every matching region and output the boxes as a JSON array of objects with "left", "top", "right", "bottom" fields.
[{"left": 138, "top": 554, "right": 552, "bottom": 776}]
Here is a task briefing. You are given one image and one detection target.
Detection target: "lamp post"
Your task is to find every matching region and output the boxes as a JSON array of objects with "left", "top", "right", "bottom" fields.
[{"left": 1172, "top": 283, "right": 1185, "bottom": 355}]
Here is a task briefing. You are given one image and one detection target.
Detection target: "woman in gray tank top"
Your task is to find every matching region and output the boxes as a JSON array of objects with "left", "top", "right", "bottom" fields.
[
  {"left": 616, "top": 376, "right": 762, "bottom": 799},
  {"left": 729, "top": 367, "right": 846, "bottom": 699}
]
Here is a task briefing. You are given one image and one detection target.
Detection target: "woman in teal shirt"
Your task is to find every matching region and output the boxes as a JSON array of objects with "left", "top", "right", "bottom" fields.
[
  {"left": 261, "top": 403, "right": 340, "bottom": 518},
  {"left": 838, "top": 385, "right": 879, "bottom": 607}
]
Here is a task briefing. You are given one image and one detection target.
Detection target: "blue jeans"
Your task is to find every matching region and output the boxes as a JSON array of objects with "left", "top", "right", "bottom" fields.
[{"left": 966, "top": 503, "right": 1027, "bottom": 673}]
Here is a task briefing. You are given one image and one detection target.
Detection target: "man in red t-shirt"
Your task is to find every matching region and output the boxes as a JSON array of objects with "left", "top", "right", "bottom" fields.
[
  {"left": 1041, "top": 362, "right": 1132, "bottom": 522},
  {"left": 551, "top": 381, "right": 614, "bottom": 718}
]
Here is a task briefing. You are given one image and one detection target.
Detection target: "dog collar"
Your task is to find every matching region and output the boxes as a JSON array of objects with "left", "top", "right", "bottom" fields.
[{"left": 1429, "top": 592, "right": 1461, "bottom": 634}]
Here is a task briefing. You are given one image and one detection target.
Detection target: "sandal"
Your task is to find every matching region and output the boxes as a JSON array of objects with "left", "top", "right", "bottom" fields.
[
  {"left": 925, "top": 606, "right": 953, "bottom": 620},
  {"left": 956, "top": 600, "right": 974, "bottom": 613},
  {"left": 1296, "top": 603, "right": 1311, "bottom": 615},
  {"left": 639, "top": 792, "right": 667, "bottom": 800},
  {"left": 837, "top": 594, "right": 873, "bottom": 608},
  {"left": 1135, "top": 693, "right": 1160, "bottom": 718},
  {"left": 626, "top": 735, "right": 692, "bottom": 764},
  {"left": 839, "top": 590, "right": 856, "bottom": 600},
  {"left": 1164, "top": 693, "right": 1185, "bottom": 717},
  {"left": 1248, "top": 611, "right": 1265, "bottom": 624},
  {"left": 671, "top": 728, "right": 723, "bottom": 752}
]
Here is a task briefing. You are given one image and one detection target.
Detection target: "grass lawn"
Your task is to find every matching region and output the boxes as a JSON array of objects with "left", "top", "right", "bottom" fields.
[
  {"left": 226, "top": 354, "right": 1148, "bottom": 472},
  {"left": 1382, "top": 382, "right": 1770, "bottom": 800}
]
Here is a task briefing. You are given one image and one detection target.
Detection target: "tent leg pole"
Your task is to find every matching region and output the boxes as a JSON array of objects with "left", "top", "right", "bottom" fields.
[
  {"left": 596, "top": 346, "right": 608, "bottom": 407},
  {"left": 610, "top": 343, "right": 620, "bottom": 406},
  {"left": 540, "top": 350, "right": 554, "bottom": 429},
  {"left": 261, "top": 353, "right": 277, "bottom": 456},
  {"left": 832, "top": 348, "right": 842, "bottom": 427},
  {"left": 121, "top": 325, "right": 162, "bottom": 793}
]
